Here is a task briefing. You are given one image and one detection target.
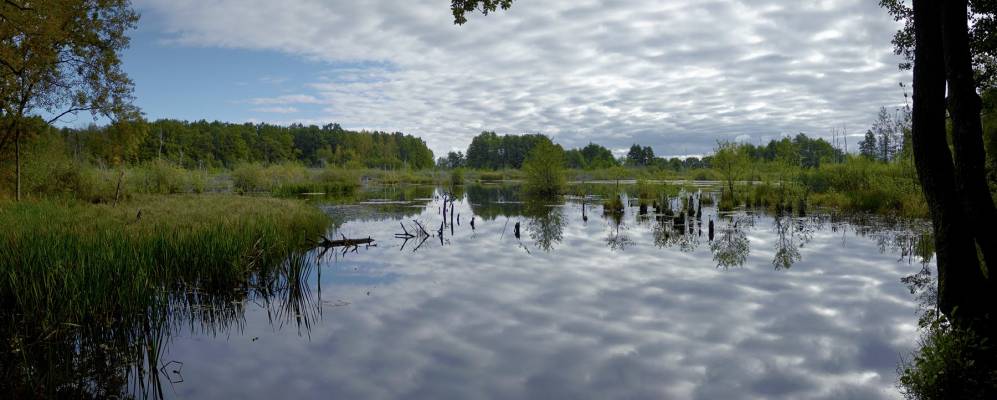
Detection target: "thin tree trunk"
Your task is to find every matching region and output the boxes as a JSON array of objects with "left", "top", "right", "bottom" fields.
[
  {"left": 911, "top": 0, "right": 990, "bottom": 324},
  {"left": 941, "top": 0, "right": 997, "bottom": 284}
]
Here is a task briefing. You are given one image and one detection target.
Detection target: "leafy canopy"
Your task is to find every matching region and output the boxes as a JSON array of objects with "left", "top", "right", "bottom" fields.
[
  {"left": 1, "top": 0, "right": 140, "bottom": 142},
  {"left": 451, "top": 0, "right": 514, "bottom": 25}
]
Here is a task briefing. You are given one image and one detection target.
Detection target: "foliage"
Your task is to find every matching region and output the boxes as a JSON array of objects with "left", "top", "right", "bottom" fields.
[
  {"left": 565, "top": 142, "right": 620, "bottom": 169},
  {"left": 0, "top": 0, "right": 141, "bottom": 200},
  {"left": 129, "top": 159, "right": 207, "bottom": 195},
  {"left": 0, "top": 0, "right": 139, "bottom": 154},
  {"left": 603, "top": 194, "right": 624, "bottom": 214},
  {"left": 450, "top": 168, "right": 465, "bottom": 187},
  {"left": 0, "top": 195, "right": 328, "bottom": 331},
  {"left": 465, "top": 131, "right": 554, "bottom": 170},
  {"left": 625, "top": 144, "right": 655, "bottom": 166},
  {"left": 861, "top": 130, "right": 879, "bottom": 159},
  {"left": 880, "top": 0, "right": 997, "bottom": 89},
  {"left": 522, "top": 140, "right": 566, "bottom": 197},
  {"left": 898, "top": 313, "right": 997, "bottom": 400},
  {"left": 523, "top": 200, "right": 565, "bottom": 251},
  {"left": 451, "top": 0, "right": 514, "bottom": 24},
  {"left": 437, "top": 150, "right": 467, "bottom": 169},
  {"left": 69, "top": 120, "right": 435, "bottom": 170},
  {"left": 712, "top": 141, "right": 749, "bottom": 198}
]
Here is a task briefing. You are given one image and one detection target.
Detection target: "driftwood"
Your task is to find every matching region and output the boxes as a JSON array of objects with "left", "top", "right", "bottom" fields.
[{"left": 318, "top": 233, "right": 375, "bottom": 248}]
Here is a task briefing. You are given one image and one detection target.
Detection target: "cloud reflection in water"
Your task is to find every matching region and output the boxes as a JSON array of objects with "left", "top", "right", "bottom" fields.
[{"left": 164, "top": 188, "right": 928, "bottom": 400}]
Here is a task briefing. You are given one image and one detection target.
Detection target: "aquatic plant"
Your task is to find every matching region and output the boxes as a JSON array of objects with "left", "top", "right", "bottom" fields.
[
  {"left": 603, "top": 194, "right": 625, "bottom": 214},
  {"left": 0, "top": 195, "right": 328, "bottom": 330}
]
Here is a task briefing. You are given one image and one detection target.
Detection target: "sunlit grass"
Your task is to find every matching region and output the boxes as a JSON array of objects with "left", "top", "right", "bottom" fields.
[{"left": 0, "top": 194, "right": 329, "bottom": 331}]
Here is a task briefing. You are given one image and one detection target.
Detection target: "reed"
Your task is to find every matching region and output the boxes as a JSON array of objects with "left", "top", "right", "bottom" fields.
[{"left": 0, "top": 194, "right": 329, "bottom": 330}]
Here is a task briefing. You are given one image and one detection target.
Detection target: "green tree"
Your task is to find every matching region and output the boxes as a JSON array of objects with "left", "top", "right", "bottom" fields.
[
  {"left": 860, "top": 130, "right": 879, "bottom": 160},
  {"left": 522, "top": 140, "right": 565, "bottom": 197},
  {"left": 579, "top": 142, "right": 618, "bottom": 169},
  {"left": 1, "top": 0, "right": 139, "bottom": 200},
  {"left": 625, "top": 144, "right": 655, "bottom": 166},
  {"left": 712, "top": 141, "right": 747, "bottom": 199}
]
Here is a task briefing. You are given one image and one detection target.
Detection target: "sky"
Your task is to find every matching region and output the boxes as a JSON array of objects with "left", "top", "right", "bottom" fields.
[{"left": 121, "top": 0, "right": 910, "bottom": 158}]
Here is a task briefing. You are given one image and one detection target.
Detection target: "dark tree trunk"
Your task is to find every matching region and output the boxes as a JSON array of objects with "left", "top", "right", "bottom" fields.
[
  {"left": 941, "top": 0, "right": 997, "bottom": 288},
  {"left": 911, "top": 0, "right": 990, "bottom": 324}
]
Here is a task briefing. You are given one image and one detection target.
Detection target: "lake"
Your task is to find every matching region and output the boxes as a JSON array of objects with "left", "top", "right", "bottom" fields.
[{"left": 131, "top": 184, "right": 933, "bottom": 399}]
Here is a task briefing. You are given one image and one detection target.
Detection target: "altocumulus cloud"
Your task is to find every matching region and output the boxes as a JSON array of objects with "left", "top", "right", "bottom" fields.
[{"left": 135, "top": 0, "right": 908, "bottom": 157}]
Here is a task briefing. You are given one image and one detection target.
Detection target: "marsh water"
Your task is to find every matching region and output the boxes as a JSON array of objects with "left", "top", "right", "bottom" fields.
[{"left": 27, "top": 184, "right": 938, "bottom": 399}]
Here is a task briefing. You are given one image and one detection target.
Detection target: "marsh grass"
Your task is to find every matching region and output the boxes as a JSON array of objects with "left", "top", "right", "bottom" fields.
[
  {"left": 0, "top": 195, "right": 328, "bottom": 329},
  {"left": 0, "top": 194, "right": 329, "bottom": 397},
  {"left": 731, "top": 159, "right": 928, "bottom": 217}
]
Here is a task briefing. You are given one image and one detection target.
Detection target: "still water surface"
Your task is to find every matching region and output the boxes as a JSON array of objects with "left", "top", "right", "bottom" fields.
[{"left": 160, "top": 185, "right": 932, "bottom": 399}]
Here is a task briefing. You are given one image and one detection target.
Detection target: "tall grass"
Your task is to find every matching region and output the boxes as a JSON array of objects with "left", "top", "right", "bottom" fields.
[
  {"left": 0, "top": 195, "right": 328, "bottom": 397},
  {"left": 0, "top": 195, "right": 328, "bottom": 330}
]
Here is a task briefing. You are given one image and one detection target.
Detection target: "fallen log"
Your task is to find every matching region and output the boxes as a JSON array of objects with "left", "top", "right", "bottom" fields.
[{"left": 319, "top": 234, "right": 375, "bottom": 247}]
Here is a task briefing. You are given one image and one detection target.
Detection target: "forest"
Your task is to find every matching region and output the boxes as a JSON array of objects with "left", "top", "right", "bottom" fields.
[{"left": 64, "top": 119, "right": 436, "bottom": 169}]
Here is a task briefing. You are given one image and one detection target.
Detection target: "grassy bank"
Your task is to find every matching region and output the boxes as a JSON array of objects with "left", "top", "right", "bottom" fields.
[
  {"left": 6, "top": 140, "right": 933, "bottom": 218},
  {"left": 0, "top": 195, "right": 329, "bottom": 331}
]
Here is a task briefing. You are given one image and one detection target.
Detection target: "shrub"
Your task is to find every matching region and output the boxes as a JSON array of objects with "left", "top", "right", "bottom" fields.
[
  {"left": 450, "top": 168, "right": 465, "bottom": 187},
  {"left": 522, "top": 141, "right": 566, "bottom": 197},
  {"left": 129, "top": 159, "right": 204, "bottom": 194},
  {"left": 603, "top": 194, "right": 624, "bottom": 214},
  {"left": 898, "top": 313, "right": 997, "bottom": 399}
]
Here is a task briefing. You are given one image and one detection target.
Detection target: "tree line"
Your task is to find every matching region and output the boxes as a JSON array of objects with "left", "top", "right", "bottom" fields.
[
  {"left": 63, "top": 119, "right": 435, "bottom": 169},
  {"left": 439, "top": 130, "right": 854, "bottom": 171}
]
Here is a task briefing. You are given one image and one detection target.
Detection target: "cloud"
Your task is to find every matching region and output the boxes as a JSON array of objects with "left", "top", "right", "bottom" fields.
[
  {"left": 248, "top": 94, "right": 322, "bottom": 105},
  {"left": 251, "top": 106, "right": 300, "bottom": 114},
  {"left": 160, "top": 197, "right": 924, "bottom": 399},
  {"left": 135, "top": 0, "right": 909, "bottom": 157}
]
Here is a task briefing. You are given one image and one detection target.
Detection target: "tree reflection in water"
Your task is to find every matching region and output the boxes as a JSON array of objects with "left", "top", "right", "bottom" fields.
[
  {"left": 0, "top": 251, "right": 323, "bottom": 399},
  {"left": 652, "top": 215, "right": 702, "bottom": 252},
  {"left": 603, "top": 203, "right": 635, "bottom": 251},
  {"left": 770, "top": 213, "right": 821, "bottom": 270},
  {"left": 710, "top": 214, "right": 752, "bottom": 269},
  {"left": 523, "top": 200, "right": 566, "bottom": 252}
]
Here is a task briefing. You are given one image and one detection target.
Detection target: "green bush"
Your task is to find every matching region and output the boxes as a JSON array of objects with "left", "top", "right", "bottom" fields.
[
  {"left": 450, "top": 168, "right": 465, "bottom": 187},
  {"left": 898, "top": 314, "right": 997, "bottom": 399},
  {"left": 231, "top": 162, "right": 309, "bottom": 193},
  {"left": 522, "top": 141, "right": 566, "bottom": 197},
  {"left": 603, "top": 194, "right": 624, "bottom": 214},
  {"left": 129, "top": 159, "right": 206, "bottom": 195}
]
